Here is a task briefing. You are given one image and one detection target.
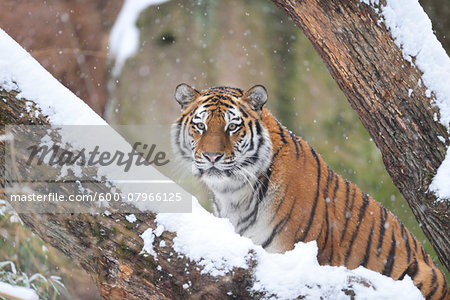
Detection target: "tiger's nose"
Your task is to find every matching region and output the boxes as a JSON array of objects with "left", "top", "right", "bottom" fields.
[{"left": 203, "top": 152, "right": 224, "bottom": 163}]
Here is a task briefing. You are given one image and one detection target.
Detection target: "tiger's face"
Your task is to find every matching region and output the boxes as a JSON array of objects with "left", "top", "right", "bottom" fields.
[{"left": 172, "top": 84, "right": 272, "bottom": 190}]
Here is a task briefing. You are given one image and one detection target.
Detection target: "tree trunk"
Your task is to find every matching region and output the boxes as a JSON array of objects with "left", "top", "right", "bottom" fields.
[{"left": 270, "top": 0, "right": 449, "bottom": 271}]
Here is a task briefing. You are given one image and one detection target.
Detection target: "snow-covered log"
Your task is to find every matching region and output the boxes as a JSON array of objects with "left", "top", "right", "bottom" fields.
[
  {"left": 270, "top": 0, "right": 450, "bottom": 272},
  {"left": 0, "top": 27, "right": 424, "bottom": 298}
]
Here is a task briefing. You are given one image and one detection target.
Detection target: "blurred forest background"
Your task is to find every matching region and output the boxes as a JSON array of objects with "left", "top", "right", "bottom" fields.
[{"left": 0, "top": 0, "right": 448, "bottom": 299}]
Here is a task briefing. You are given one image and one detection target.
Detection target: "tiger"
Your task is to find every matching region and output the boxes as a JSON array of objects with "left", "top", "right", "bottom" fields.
[{"left": 171, "top": 83, "right": 449, "bottom": 299}]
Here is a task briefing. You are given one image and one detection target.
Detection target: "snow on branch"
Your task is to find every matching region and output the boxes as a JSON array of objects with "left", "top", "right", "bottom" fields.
[{"left": 360, "top": 0, "right": 450, "bottom": 201}]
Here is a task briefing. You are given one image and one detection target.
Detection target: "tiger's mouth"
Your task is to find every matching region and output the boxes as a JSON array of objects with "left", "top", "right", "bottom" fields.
[
  {"left": 194, "top": 153, "right": 235, "bottom": 176},
  {"left": 204, "top": 167, "right": 224, "bottom": 176},
  {"left": 198, "top": 165, "right": 233, "bottom": 177}
]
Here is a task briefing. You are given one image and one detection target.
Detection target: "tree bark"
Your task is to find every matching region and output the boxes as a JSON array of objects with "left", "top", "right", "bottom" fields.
[{"left": 270, "top": 0, "right": 449, "bottom": 271}]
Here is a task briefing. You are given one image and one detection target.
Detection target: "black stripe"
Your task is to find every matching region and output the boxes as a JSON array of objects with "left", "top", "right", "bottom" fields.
[
  {"left": 331, "top": 175, "right": 340, "bottom": 214},
  {"left": 345, "top": 193, "right": 370, "bottom": 265},
  {"left": 323, "top": 167, "right": 333, "bottom": 199},
  {"left": 227, "top": 96, "right": 238, "bottom": 106},
  {"left": 258, "top": 165, "right": 272, "bottom": 201},
  {"left": 296, "top": 147, "right": 321, "bottom": 241},
  {"left": 247, "top": 121, "right": 255, "bottom": 151},
  {"left": 183, "top": 117, "right": 189, "bottom": 127},
  {"left": 255, "top": 120, "right": 262, "bottom": 135},
  {"left": 262, "top": 215, "right": 288, "bottom": 248},
  {"left": 340, "top": 182, "right": 355, "bottom": 243},
  {"left": 288, "top": 131, "right": 300, "bottom": 159},
  {"left": 276, "top": 121, "right": 288, "bottom": 144},
  {"left": 257, "top": 164, "right": 273, "bottom": 203},
  {"left": 220, "top": 102, "right": 234, "bottom": 109},
  {"left": 361, "top": 219, "right": 375, "bottom": 268},
  {"left": 421, "top": 247, "right": 430, "bottom": 265},
  {"left": 319, "top": 168, "right": 333, "bottom": 253},
  {"left": 320, "top": 201, "right": 330, "bottom": 254},
  {"left": 272, "top": 146, "right": 282, "bottom": 161},
  {"left": 202, "top": 103, "right": 216, "bottom": 108},
  {"left": 262, "top": 200, "right": 297, "bottom": 249},
  {"left": 329, "top": 222, "right": 335, "bottom": 265},
  {"left": 201, "top": 95, "right": 217, "bottom": 102},
  {"left": 400, "top": 223, "right": 411, "bottom": 263},
  {"left": 263, "top": 144, "right": 284, "bottom": 219},
  {"left": 377, "top": 206, "right": 388, "bottom": 255},
  {"left": 239, "top": 107, "right": 248, "bottom": 118},
  {"left": 382, "top": 230, "right": 396, "bottom": 277},
  {"left": 398, "top": 259, "right": 418, "bottom": 280},
  {"left": 425, "top": 268, "right": 438, "bottom": 299}
]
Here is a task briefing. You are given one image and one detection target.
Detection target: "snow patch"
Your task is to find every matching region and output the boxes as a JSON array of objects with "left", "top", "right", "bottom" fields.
[
  {"left": 126, "top": 214, "right": 137, "bottom": 223},
  {"left": 154, "top": 224, "right": 165, "bottom": 237},
  {"left": 140, "top": 228, "right": 156, "bottom": 257},
  {"left": 0, "top": 282, "right": 38, "bottom": 300},
  {"left": 109, "top": 0, "right": 170, "bottom": 77},
  {"left": 156, "top": 200, "right": 255, "bottom": 276}
]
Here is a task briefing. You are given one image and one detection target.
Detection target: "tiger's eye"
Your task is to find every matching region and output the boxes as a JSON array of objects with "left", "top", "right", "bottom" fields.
[
  {"left": 228, "top": 123, "right": 237, "bottom": 131},
  {"left": 197, "top": 123, "right": 205, "bottom": 130}
]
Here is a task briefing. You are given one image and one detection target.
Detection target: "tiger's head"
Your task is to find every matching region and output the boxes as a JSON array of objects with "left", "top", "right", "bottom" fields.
[{"left": 172, "top": 84, "right": 272, "bottom": 191}]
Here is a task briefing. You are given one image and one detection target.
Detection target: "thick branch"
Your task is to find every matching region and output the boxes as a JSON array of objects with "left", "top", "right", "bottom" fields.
[{"left": 270, "top": 0, "right": 449, "bottom": 271}]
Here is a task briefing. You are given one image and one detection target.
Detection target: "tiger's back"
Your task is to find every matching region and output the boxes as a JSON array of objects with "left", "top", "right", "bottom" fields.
[
  {"left": 172, "top": 84, "right": 449, "bottom": 299},
  {"left": 262, "top": 109, "right": 448, "bottom": 299}
]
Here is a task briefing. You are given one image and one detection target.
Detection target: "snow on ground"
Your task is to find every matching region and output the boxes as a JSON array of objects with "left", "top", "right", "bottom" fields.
[
  {"left": 0, "top": 282, "right": 38, "bottom": 300},
  {"left": 109, "top": 0, "right": 170, "bottom": 77},
  {"left": 360, "top": 0, "right": 450, "bottom": 200},
  {"left": 0, "top": 18, "right": 424, "bottom": 299}
]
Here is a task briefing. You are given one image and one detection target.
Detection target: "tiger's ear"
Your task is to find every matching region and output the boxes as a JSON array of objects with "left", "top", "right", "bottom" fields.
[
  {"left": 175, "top": 83, "right": 200, "bottom": 108},
  {"left": 244, "top": 85, "right": 268, "bottom": 112}
]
